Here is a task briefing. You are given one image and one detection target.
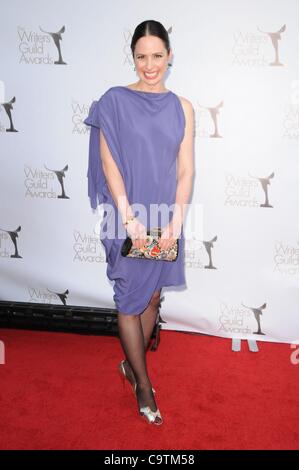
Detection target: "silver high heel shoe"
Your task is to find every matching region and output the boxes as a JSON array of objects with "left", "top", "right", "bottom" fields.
[
  {"left": 134, "top": 383, "right": 163, "bottom": 425},
  {"left": 118, "top": 360, "right": 156, "bottom": 395}
]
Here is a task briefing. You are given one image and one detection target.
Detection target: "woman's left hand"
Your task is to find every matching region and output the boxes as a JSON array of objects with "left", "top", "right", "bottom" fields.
[{"left": 158, "top": 221, "right": 182, "bottom": 251}]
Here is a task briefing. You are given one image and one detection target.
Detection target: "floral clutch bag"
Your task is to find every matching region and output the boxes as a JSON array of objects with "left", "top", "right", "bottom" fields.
[{"left": 121, "top": 227, "right": 178, "bottom": 262}]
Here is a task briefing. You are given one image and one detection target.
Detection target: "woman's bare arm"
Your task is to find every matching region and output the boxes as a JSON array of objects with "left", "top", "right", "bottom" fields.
[
  {"left": 99, "top": 129, "right": 147, "bottom": 247},
  {"left": 99, "top": 128, "right": 134, "bottom": 224},
  {"left": 156, "top": 97, "right": 195, "bottom": 250},
  {"left": 172, "top": 97, "right": 195, "bottom": 228}
]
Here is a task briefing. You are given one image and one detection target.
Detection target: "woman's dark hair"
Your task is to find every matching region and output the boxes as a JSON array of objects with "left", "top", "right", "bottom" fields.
[{"left": 130, "top": 20, "right": 170, "bottom": 58}]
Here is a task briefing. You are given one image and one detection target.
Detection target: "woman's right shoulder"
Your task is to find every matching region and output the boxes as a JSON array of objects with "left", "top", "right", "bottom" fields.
[
  {"left": 95, "top": 86, "right": 122, "bottom": 107},
  {"left": 101, "top": 86, "right": 121, "bottom": 99}
]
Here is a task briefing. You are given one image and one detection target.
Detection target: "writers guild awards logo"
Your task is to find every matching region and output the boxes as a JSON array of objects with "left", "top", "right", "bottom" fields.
[
  {"left": 184, "top": 236, "right": 217, "bottom": 270},
  {"left": 273, "top": 241, "right": 299, "bottom": 276},
  {"left": 248, "top": 172, "right": 274, "bottom": 208},
  {"left": 0, "top": 226, "right": 22, "bottom": 258},
  {"left": 72, "top": 101, "right": 91, "bottom": 134},
  {"left": 282, "top": 80, "right": 299, "bottom": 139},
  {"left": 39, "top": 25, "right": 67, "bottom": 65},
  {"left": 27, "top": 287, "right": 69, "bottom": 304},
  {"left": 73, "top": 230, "right": 106, "bottom": 263},
  {"left": 47, "top": 288, "right": 69, "bottom": 305},
  {"left": 207, "top": 102, "right": 223, "bottom": 138},
  {"left": 44, "top": 164, "right": 70, "bottom": 199},
  {"left": 241, "top": 302, "right": 266, "bottom": 335},
  {"left": 123, "top": 30, "right": 132, "bottom": 66},
  {"left": 0, "top": 96, "right": 18, "bottom": 132},
  {"left": 198, "top": 102, "right": 223, "bottom": 138},
  {"left": 203, "top": 236, "right": 217, "bottom": 269},
  {"left": 257, "top": 24, "right": 286, "bottom": 66}
]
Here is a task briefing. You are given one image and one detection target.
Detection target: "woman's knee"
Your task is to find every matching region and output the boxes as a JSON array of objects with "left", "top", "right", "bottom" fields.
[
  {"left": 149, "top": 290, "right": 161, "bottom": 308},
  {"left": 118, "top": 311, "right": 140, "bottom": 320}
]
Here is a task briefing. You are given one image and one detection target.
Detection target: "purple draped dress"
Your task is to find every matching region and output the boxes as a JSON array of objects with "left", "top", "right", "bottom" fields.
[{"left": 84, "top": 86, "right": 186, "bottom": 315}]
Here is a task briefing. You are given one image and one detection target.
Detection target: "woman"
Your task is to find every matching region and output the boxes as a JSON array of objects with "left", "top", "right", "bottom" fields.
[{"left": 84, "top": 20, "right": 194, "bottom": 425}]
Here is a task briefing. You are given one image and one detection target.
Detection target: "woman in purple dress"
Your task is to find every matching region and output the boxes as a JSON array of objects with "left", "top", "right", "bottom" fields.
[{"left": 84, "top": 20, "right": 194, "bottom": 425}]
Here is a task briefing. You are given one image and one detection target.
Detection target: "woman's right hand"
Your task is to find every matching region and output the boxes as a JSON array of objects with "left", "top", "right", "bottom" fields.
[{"left": 126, "top": 219, "right": 148, "bottom": 249}]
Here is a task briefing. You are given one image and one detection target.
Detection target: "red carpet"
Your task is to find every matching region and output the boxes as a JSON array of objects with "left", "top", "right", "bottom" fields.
[{"left": 0, "top": 328, "right": 298, "bottom": 450}]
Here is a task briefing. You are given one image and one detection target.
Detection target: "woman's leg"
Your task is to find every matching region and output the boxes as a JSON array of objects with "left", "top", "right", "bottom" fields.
[
  {"left": 120, "top": 290, "right": 162, "bottom": 384},
  {"left": 140, "top": 289, "right": 162, "bottom": 351},
  {"left": 117, "top": 310, "right": 159, "bottom": 413}
]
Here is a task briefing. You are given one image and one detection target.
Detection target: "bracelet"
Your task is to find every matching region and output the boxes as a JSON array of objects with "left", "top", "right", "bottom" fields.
[{"left": 123, "top": 215, "right": 136, "bottom": 226}]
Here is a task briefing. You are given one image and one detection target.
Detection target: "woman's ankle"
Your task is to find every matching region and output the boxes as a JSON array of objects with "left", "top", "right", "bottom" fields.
[
  {"left": 135, "top": 384, "right": 157, "bottom": 411},
  {"left": 136, "top": 380, "right": 153, "bottom": 391}
]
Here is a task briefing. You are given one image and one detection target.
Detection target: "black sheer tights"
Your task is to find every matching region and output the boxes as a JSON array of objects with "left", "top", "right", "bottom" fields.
[{"left": 117, "top": 290, "right": 161, "bottom": 412}]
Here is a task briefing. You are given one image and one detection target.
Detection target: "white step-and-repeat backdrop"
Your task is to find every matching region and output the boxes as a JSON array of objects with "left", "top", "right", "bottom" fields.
[{"left": 1, "top": 0, "right": 299, "bottom": 344}]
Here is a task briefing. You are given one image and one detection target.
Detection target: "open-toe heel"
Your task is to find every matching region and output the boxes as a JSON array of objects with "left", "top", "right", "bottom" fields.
[
  {"left": 118, "top": 360, "right": 136, "bottom": 395},
  {"left": 134, "top": 383, "right": 163, "bottom": 426},
  {"left": 119, "top": 360, "right": 156, "bottom": 395},
  {"left": 139, "top": 406, "right": 163, "bottom": 425}
]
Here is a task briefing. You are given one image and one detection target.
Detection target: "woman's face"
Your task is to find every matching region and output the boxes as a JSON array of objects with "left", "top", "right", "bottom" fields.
[{"left": 133, "top": 35, "right": 172, "bottom": 87}]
